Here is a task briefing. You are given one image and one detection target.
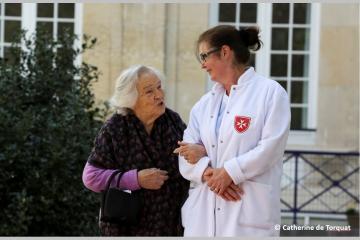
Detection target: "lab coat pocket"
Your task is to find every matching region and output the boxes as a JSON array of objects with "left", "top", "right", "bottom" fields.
[{"left": 238, "top": 181, "right": 272, "bottom": 229}]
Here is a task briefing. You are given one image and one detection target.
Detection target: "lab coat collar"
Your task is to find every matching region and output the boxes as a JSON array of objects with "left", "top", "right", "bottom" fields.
[
  {"left": 236, "top": 66, "right": 255, "bottom": 86},
  {"left": 211, "top": 67, "right": 255, "bottom": 94}
]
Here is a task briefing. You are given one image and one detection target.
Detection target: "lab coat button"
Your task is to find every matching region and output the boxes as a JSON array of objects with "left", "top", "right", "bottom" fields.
[
  {"left": 233, "top": 87, "right": 236, "bottom": 90},
  {"left": 226, "top": 111, "right": 229, "bottom": 114},
  {"left": 220, "top": 140, "right": 223, "bottom": 143},
  {"left": 212, "top": 145, "right": 215, "bottom": 148},
  {"left": 217, "top": 208, "right": 220, "bottom": 211},
  {"left": 210, "top": 115, "right": 213, "bottom": 118}
]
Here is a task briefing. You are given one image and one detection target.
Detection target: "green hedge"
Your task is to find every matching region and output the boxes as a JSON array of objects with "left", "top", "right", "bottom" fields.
[{"left": 0, "top": 28, "right": 107, "bottom": 235}]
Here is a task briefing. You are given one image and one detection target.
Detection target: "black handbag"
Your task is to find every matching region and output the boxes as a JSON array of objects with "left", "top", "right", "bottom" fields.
[{"left": 100, "top": 170, "right": 141, "bottom": 225}]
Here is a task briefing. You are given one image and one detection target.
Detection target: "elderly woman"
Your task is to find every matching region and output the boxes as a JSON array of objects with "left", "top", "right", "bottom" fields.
[{"left": 82, "top": 65, "right": 189, "bottom": 236}]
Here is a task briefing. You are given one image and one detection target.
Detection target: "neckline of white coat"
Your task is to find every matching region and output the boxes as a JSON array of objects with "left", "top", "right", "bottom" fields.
[{"left": 211, "top": 66, "right": 255, "bottom": 93}]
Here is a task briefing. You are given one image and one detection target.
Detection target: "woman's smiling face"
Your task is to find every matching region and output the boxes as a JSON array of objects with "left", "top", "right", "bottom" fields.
[{"left": 198, "top": 41, "right": 227, "bottom": 83}]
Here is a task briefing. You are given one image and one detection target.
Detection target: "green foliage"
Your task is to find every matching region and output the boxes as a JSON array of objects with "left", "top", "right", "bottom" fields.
[{"left": 0, "top": 28, "right": 108, "bottom": 235}]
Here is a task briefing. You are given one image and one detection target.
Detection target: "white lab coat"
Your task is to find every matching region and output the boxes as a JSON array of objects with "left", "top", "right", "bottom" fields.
[{"left": 179, "top": 67, "right": 290, "bottom": 236}]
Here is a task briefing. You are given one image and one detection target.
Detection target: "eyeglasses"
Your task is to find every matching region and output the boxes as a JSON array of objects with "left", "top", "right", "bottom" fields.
[{"left": 198, "top": 47, "right": 221, "bottom": 64}]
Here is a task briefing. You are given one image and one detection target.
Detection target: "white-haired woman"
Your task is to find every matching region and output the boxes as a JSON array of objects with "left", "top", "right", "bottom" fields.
[{"left": 82, "top": 65, "right": 195, "bottom": 236}]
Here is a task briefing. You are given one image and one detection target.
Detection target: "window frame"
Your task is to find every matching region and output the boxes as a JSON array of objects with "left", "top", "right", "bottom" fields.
[
  {"left": 0, "top": 3, "right": 83, "bottom": 65},
  {"left": 209, "top": 2, "right": 321, "bottom": 145},
  {"left": 0, "top": 3, "right": 23, "bottom": 57}
]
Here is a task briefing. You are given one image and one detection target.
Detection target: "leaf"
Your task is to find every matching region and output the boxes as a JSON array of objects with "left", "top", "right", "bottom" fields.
[{"left": 0, "top": 25, "right": 107, "bottom": 236}]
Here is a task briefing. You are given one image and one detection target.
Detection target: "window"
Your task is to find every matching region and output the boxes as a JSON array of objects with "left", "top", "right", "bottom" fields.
[
  {"left": 210, "top": 3, "right": 320, "bottom": 138},
  {"left": 0, "top": 3, "right": 22, "bottom": 63},
  {"left": 270, "top": 3, "right": 312, "bottom": 130},
  {"left": 216, "top": 3, "right": 258, "bottom": 67},
  {"left": 0, "top": 3, "right": 82, "bottom": 59},
  {"left": 37, "top": 3, "right": 75, "bottom": 39}
]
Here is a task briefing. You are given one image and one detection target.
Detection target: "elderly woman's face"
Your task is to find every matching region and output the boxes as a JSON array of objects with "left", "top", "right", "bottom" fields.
[{"left": 133, "top": 73, "right": 165, "bottom": 120}]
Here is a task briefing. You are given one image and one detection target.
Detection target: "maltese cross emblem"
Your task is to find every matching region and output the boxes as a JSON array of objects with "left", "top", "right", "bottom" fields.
[{"left": 234, "top": 116, "right": 251, "bottom": 133}]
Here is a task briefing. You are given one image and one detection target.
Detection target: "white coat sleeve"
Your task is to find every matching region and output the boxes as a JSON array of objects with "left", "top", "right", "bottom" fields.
[
  {"left": 179, "top": 104, "right": 211, "bottom": 184},
  {"left": 224, "top": 86, "right": 291, "bottom": 184}
]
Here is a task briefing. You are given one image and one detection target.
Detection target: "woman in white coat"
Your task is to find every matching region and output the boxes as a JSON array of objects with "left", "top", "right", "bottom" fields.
[{"left": 177, "top": 25, "right": 291, "bottom": 236}]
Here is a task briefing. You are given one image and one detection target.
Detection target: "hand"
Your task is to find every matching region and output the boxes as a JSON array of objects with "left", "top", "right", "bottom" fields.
[
  {"left": 137, "top": 168, "right": 168, "bottom": 190},
  {"left": 173, "top": 141, "right": 207, "bottom": 164},
  {"left": 206, "top": 167, "right": 233, "bottom": 195},
  {"left": 202, "top": 166, "right": 213, "bottom": 182},
  {"left": 218, "top": 183, "right": 244, "bottom": 201}
]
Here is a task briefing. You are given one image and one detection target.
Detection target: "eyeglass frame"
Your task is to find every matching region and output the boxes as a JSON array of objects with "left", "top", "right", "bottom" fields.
[{"left": 197, "top": 47, "right": 221, "bottom": 64}]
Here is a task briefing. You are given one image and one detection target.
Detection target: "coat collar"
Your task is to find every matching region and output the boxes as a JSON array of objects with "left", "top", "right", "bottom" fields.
[
  {"left": 211, "top": 67, "right": 255, "bottom": 94},
  {"left": 236, "top": 66, "right": 255, "bottom": 86}
]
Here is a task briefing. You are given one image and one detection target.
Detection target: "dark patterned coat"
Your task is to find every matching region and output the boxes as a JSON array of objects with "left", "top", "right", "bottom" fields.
[{"left": 87, "top": 108, "right": 189, "bottom": 236}]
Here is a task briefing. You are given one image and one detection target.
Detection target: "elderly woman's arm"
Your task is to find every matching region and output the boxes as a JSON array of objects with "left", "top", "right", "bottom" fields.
[
  {"left": 82, "top": 162, "right": 140, "bottom": 193},
  {"left": 83, "top": 162, "right": 169, "bottom": 192}
]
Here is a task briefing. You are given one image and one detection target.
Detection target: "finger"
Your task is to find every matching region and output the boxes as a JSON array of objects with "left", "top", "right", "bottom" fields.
[
  {"left": 157, "top": 170, "right": 168, "bottom": 175},
  {"left": 224, "top": 192, "right": 236, "bottom": 201},
  {"left": 219, "top": 193, "right": 230, "bottom": 201},
  {"left": 177, "top": 141, "right": 189, "bottom": 146},
  {"left": 173, "top": 147, "right": 181, "bottom": 154},
  {"left": 218, "top": 186, "right": 226, "bottom": 195},
  {"left": 224, "top": 187, "right": 240, "bottom": 201},
  {"left": 222, "top": 191, "right": 236, "bottom": 201},
  {"left": 147, "top": 167, "right": 158, "bottom": 172},
  {"left": 159, "top": 175, "right": 169, "bottom": 181},
  {"left": 230, "top": 184, "right": 244, "bottom": 195},
  {"left": 178, "top": 147, "right": 187, "bottom": 156},
  {"left": 180, "top": 149, "right": 190, "bottom": 157}
]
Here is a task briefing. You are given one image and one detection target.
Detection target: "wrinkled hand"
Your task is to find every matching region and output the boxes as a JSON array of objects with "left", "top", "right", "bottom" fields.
[
  {"left": 206, "top": 167, "right": 233, "bottom": 195},
  {"left": 138, "top": 168, "right": 168, "bottom": 190},
  {"left": 173, "top": 141, "right": 207, "bottom": 164}
]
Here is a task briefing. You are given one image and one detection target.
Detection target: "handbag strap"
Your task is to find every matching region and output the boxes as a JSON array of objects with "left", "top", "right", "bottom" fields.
[{"left": 105, "top": 169, "right": 126, "bottom": 190}]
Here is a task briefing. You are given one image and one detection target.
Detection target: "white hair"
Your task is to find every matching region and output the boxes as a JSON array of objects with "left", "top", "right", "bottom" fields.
[{"left": 109, "top": 65, "right": 165, "bottom": 115}]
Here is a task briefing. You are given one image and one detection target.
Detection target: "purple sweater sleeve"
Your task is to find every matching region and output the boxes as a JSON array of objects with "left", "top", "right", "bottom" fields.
[{"left": 82, "top": 162, "right": 141, "bottom": 193}]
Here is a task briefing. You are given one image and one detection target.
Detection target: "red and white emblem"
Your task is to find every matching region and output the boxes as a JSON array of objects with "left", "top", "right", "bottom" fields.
[{"left": 234, "top": 116, "right": 251, "bottom": 133}]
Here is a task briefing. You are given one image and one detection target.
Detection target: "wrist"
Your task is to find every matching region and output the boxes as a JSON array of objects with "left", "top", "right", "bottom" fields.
[{"left": 137, "top": 169, "right": 144, "bottom": 188}]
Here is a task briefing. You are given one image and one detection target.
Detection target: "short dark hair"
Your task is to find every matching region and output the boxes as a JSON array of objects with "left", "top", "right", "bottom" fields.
[{"left": 196, "top": 25, "right": 262, "bottom": 65}]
